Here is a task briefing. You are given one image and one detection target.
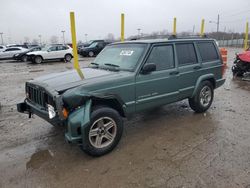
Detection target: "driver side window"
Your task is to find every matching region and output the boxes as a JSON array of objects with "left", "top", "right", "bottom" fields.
[{"left": 146, "top": 45, "right": 175, "bottom": 71}]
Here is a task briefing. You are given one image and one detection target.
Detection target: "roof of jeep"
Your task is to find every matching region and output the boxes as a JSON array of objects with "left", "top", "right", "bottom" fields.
[{"left": 111, "top": 38, "right": 215, "bottom": 45}]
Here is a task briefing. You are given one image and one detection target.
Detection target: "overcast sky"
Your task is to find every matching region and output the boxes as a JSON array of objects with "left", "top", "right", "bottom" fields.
[{"left": 0, "top": 0, "right": 249, "bottom": 44}]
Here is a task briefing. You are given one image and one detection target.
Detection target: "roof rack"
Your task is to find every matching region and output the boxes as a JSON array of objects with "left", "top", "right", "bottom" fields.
[
  {"left": 168, "top": 34, "right": 208, "bottom": 40},
  {"left": 128, "top": 34, "right": 209, "bottom": 41}
]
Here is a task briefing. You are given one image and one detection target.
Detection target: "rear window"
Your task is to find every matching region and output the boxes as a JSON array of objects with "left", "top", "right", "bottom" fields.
[
  {"left": 176, "top": 43, "right": 197, "bottom": 66},
  {"left": 197, "top": 42, "right": 219, "bottom": 62}
]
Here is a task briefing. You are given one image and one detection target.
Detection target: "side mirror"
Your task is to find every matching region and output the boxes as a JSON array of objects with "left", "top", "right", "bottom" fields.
[{"left": 141, "top": 63, "right": 156, "bottom": 74}]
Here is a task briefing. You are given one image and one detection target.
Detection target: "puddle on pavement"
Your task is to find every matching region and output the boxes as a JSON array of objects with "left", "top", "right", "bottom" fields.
[{"left": 26, "top": 149, "right": 54, "bottom": 170}]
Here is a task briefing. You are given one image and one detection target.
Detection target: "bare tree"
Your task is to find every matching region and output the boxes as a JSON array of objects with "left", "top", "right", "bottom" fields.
[
  {"left": 50, "top": 35, "right": 59, "bottom": 44},
  {"left": 24, "top": 37, "right": 30, "bottom": 43},
  {"left": 32, "top": 39, "right": 39, "bottom": 45},
  {"left": 105, "top": 33, "right": 115, "bottom": 42}
]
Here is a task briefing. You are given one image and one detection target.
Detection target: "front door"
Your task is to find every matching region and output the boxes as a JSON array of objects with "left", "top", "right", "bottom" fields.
[{"left": 135, "top": 44, "right": 179, "bottom": 112}]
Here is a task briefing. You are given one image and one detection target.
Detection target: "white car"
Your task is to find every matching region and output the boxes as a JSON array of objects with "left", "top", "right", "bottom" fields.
[
  {"left": 0, "top": 47, "right": 28, "bottom": 60},
  {"left": 0, "top": 45, "right": 6, "bottom": 52},
  {"left": 27, "top": 44, "right": 73, "bottom": 64}
]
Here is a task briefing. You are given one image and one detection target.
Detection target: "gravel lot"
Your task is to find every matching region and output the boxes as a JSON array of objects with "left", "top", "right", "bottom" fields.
[{"left": 0, "top": 48, "right": 250, "bottom": 188}]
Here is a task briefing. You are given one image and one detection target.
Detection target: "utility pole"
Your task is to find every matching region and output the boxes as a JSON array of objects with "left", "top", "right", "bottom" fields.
[
  {"left": 217, "top": 14, "right": 220, "bottom": 33},
  {"left": 38, "top": 35, "right": 42, "bottom": 45},
  {"left": 192, "top": 25, "right": 195, "bottom": 34},
  {"left": 0, "top": 32, "right": 3, "bottom": 45},
  {"left": 61, "top": 30, "right": 65, "bottom": 44}
]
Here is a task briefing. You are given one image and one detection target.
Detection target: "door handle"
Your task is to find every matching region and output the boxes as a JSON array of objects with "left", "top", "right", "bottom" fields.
[
  {"left": 193, "top": 66, "right": 201, "bottom": 70},
  {"left": 170, "top": 71, "right": 179, "bottom": 75}
]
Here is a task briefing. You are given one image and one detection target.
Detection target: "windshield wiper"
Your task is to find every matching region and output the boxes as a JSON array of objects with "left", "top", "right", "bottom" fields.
[
  {"left": 90, "top": 62, "right": 99, "bottom": 66},
  {"left": 89, "top": 62, "right": 99, "bottom": 68},
  {"left": 104, "top": 63, "right": 120, "bottom": 68}
]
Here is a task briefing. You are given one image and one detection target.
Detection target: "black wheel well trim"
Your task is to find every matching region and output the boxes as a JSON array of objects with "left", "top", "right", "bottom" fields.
[
  {"left": 191, "top": 74, "right": 215, "bottom": 98},
  {"left": 89, "top": 93, "right": 127, "bottom": 117}
]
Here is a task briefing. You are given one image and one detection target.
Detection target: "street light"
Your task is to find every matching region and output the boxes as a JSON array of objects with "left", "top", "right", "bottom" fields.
[
  {"left": 85, "top": 34, "right": 88, "bottom": 42},
  {"left": 38, "top": 35, "right": 42, "bottom": 45},
  {"left": 137, "top": 28, "right": 141, "bottom": 38},
  {"left": 61, "top": 30, "right": 65, "bottom": 44},
  {"left": 0, "top": 32, "right": 4, "bottom": 45}
]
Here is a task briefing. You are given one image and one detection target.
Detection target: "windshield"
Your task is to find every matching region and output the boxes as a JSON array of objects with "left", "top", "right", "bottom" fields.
[
  {"left": 41, "top": 45, "right": 51, "bottom": 51},
  {"left": 88, "top": 42, "right": 98, "bottom": 48},
  {"left": 92, "top": 43, "right": 147, "bottom": 71}
]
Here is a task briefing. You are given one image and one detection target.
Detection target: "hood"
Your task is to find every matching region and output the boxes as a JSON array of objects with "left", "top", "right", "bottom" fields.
[
  {"left": 27, "top": 50, "right": 46, "bottom": 55},
  {"left": 30, "top": 67, "right": 132, "bottom": 92}
]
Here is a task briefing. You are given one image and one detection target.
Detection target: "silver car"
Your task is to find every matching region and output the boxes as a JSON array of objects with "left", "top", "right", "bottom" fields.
[{"left": 0, "top": 47, "right": 28, "bottom": 60}]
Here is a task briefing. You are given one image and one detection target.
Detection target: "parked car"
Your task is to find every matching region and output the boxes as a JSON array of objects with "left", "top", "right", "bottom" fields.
[
  {"left": 27, "top": 44, "right": 73, "bottom": 64},
  {"left": 0, "top": 45, "right": 6, "bottom": 52},
  {"left": 79, "top": 41, "right": 110, "bottom": 57},
  {"left": 0, "top": 47, "right": 28, "bottom": 60},
  {"left": 6, "top": 44, "right": 28, "bottom": 48},
  {"left": 13, "top": 46, "right": 41, "bottom": 62},
  {"left": 83, "top": 40, "right": 105, "bottom": 48},
  {"left": 17, "top": 37, "right": 225, "bottom": 156},
  {"left": 77, "top": 40, "right": 106, "bottom": 54}
]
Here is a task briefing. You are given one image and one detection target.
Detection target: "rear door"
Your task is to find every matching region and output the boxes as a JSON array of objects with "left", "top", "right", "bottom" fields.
[
  {"left": 135, "top": 44, "right": 179, "bottom": 111},
  {"left": 175, "top": 42, "right": 202, "bottom": 99},
  {"left": 57, "top": 45, "right": 68, "bottom": 58}
]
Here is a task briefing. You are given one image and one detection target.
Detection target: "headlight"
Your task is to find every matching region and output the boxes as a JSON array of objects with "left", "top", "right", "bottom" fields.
[
  {"left": 14, "top": 54, "right": 19, "bottom": 57},
  {"left": 47, "top": 104, "right": 56, "bottom": 119}
]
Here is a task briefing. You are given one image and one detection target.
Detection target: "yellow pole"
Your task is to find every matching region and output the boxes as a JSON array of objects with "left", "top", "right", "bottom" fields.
[
  {"left": 173, "top": 17, "right": 177, "bottom": 36},
  {"left": 70, "top": 12, "right": 80, "bottom": 70},
  {"left": 244, "top": 22, "right": 249, "bottom": 50},
  {"left": 200, "top": 19, "right": 205, "bottom": 37},
  {"left": 121, "top": 13, "right": 125, "bottom": 42}
]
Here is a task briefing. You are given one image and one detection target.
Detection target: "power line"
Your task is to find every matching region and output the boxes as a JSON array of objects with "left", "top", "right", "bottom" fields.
[
  {"left": 222, "top": 9, "right": 250, "bottom": 18},
  {"left": 221, "top": 17, "right": 250, "bottom": 23}
]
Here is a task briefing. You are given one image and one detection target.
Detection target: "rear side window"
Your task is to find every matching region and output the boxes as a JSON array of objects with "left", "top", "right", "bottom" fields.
[
  {"left": 146, "top": 45, "right": 174, "bottom": 71},
  {"left": 197, "top": 42, "right": 219, "bottom": 62},
  {"left": 176, "top": 43, "right": 197, "bottom": 66}
]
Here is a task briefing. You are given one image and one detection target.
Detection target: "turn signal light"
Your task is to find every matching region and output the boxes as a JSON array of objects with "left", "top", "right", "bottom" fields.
[{"left": 62, "top": 108, "right": 69, "bottom": 118}]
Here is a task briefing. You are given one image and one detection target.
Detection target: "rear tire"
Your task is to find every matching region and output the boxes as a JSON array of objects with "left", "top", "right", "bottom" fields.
[
  {"left": 64, "top": 54, "right": 72, "bottom": 62},
  {"left": 34, "top": 56, "right": 43, "bottom": 64},
  {"left": 82, "top": 106, "right": 123, "bottom": 157},
  {"left": 189, "top": 81, "right": 214, "bottom": 113}
]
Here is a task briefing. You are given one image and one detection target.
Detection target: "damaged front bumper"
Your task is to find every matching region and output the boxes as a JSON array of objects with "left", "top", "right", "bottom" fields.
[{"left": 17, "top": 99, "right": 92, "bottom": 145}]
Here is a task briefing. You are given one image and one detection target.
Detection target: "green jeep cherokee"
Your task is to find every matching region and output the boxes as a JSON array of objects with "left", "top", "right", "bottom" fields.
[{"left": 17, "top": 38, "right": 225, "bottom": 156}]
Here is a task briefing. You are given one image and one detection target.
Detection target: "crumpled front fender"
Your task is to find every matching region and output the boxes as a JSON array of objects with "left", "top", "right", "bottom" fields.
[{"left": 65, "top": 99, "right": 92, "bottom": 144}]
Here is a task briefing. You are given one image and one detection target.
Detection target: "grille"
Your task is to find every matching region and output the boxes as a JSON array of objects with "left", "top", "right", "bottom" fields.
[{"left": 26, "top": 84, "right": 54, "bottom": 110}]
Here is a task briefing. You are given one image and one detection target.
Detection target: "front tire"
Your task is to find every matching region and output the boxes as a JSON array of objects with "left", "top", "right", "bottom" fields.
[
  {"left": 189, "top": 81, "right": 214, "bottom": 113},
  {"left": 88, "top": 51, "right": 94, "bottom": 57},
  {"left": 21, "top": 55, "right": 28, "bottom": 62},
  {"left": 34, "top": 56, "right": 43, "bottom": 64},
  {"left": 82, "top": 106, "right": 123, "bottom": 156}
]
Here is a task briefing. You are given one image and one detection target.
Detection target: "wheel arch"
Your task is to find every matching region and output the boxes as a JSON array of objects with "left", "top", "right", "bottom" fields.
[
  {"left": 91, "top": 95, "right": 126, "bottom": 118},
  {"left": 34, "top": 55, "right": 44, "bottom": 60},
  {"left": 191, "top": 74, "right": 215, "bottom": 98},
  {"left": 65, "top": 53, "right": 73, "bottom": 58}
]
